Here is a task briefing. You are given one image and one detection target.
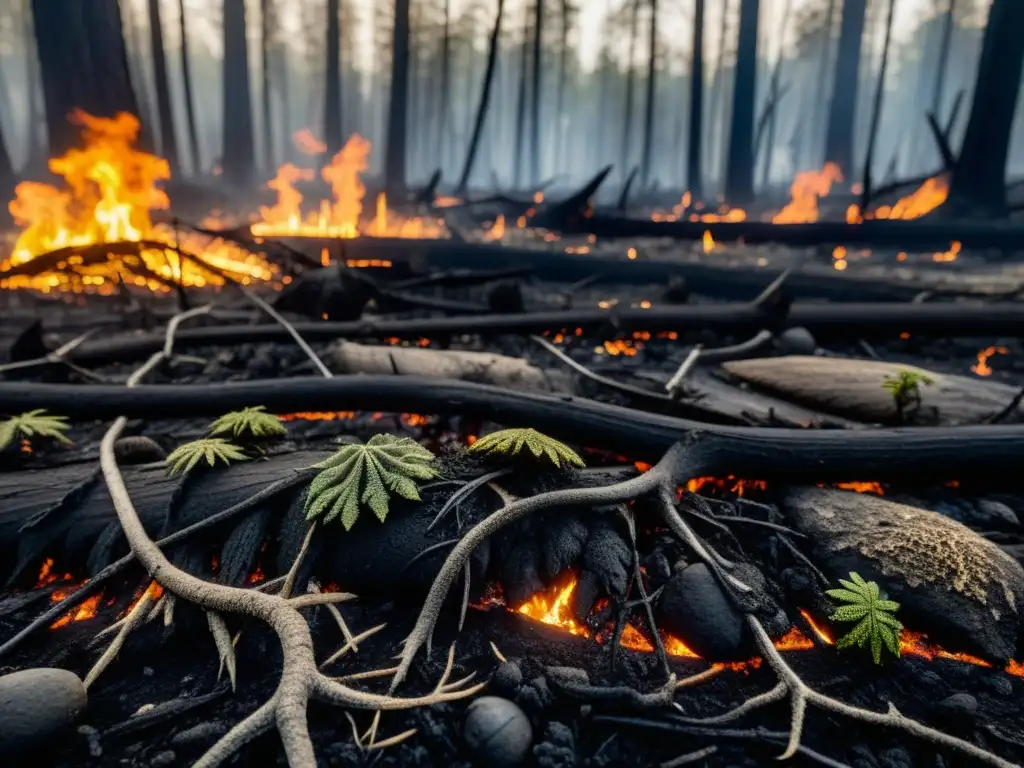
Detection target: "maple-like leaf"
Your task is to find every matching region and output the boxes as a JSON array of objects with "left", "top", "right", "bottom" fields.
[
  {"left": 208, "top": 406, "right": 287, "bottom": 440},
  {"left": 467, "top": 428, "right": 584, "bottom": 469},
  {"left": 826, "top": 571, "right": 903, "bottom": 665},
  {"left": 165, "top": 438, "right": 250, "bottom": 476},
  {"left": 0, "top": 409, "right": 73, "bottom": 452},
  {"left": 305, "top": 434, "right": 438, "bottom": 530}
]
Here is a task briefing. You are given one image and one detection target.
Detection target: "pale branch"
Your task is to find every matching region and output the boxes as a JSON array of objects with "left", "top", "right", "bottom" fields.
[{"left": 93, "top": 311, "right": 484, "bottom": 768}]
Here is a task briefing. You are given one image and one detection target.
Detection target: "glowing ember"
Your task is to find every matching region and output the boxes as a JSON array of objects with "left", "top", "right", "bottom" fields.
[
  {"left": 972, "top": 346, "right": 1008, "bottom": 377},
  {"left": 702, "top": 229, "right": 716, "bottom": 253},
  {"left": 251, "top": 134, "right": 443, "bottom": 240},
  {"left": 2, "top": 110, "right": 275, "bottom": 292},
  {"left": 771, "top": 163, "right": 843, "bottom": 224},
  {"left": 484, "top": 215, "right": 506, "bottom": 241}
]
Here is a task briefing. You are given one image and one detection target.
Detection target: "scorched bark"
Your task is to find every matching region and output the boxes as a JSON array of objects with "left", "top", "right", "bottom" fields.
[{"left": 221, "top": 0, "right": 256, "bottom": 188}]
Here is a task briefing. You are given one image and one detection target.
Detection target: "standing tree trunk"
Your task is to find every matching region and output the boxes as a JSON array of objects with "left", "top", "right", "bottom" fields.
[
  {"left": 620, "top": 0, "right": 641, "bottom": 181},
  {"left": 724, "top": 0, "right": 759, "bottom": 205},
  {"left": 931, "top": 0, "right": 956, "bottom": 117},
  {"left": 221, "top": 0, "right": 256, "bottom": 187},
  {"left": 435, "top": 0, "right": 452, "bottom": 161},
  {"left": 823, "top": 0, "right": 866, "bottom": 176},
  {"left": 0, "top": 108, "right": 13, "bottom": 192},
  {"left": 554, "top": 0, "right": 570, "bottom": 175},
  {"left": 944, "top": 0, "right": 1024, "bottom": 216},
  {"left": 384, "top": 0, "right": 411, "bottom": 192},
  {"left": 260, "top": 0, "right": 275, "bottom": 172},
  {"left": 640, "top": 0, "right": 658, "bottom": 189},
  {"left": 513, "top": 3, "right": 530, "bottom": 188},
  {"left": 22, "top": 2, "right": 43, "bottom": 168},
  {"left": 811, "top": 0, "right": 837, "bottom": 167},
  {"left": 147, "top": 0, "right": 179, "bottom": 173},
  {"left": 178, "top": 0, "right": 201, "bottom": 174},
  {"left": 324, "top": 0, "right": 343, "bottom": 156},
  {"left": 686, "top": 0, "right": 705, "bottom": 197},
  {"left": 529, "top": 0, "right": 543, "bottom": 186},
  {"left": 859, "top": 0, "right": 896, "bottom": 210},
  {"left": 708, "top": 0, "right": 732, "bottom": 185},
  {"left": 30, "top": 0, "right": 142, "bottom": 155},
  {"left": 457, "top": 0, "right": 505, "bottom": 193}
]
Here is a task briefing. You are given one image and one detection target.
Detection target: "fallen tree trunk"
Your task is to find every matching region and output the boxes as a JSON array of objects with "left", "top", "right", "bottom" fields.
[
  {"left": 537, "top": 212, "right": 1024, "bottom": 252},
  {"left": 3, "top": 376, "right": 1024, "bottom": 479},
  {"left": 59, "top": 302, "right": 1024, "bottom": 366}
]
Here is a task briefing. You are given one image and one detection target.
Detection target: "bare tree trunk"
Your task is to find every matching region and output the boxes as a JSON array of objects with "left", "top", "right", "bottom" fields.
[
  {"left": 811, "top": 0, "right": 837, "bottom": 167},
  {"left": 120, "top": 0, "right": 155, "bottom": 150},
  {"left": 0, "top": 106, "right": 13, "bottom": 192},
  {"left": 513, "top": 3, "right": 530, "bottom": 188},
  {"left": 859, "top": 0, "right": 896, "bottom": 209},
  {"left": 435, "top": 0, "right": 452, "bottom": 160},
  {"left": 724, "top": 0, "right": 759, "bottom": 205},
  {"left": 260, "top": 0, "right": 275, "bottom": 172},
  {"left": 759, "top": 0, "right": 792, "bottom": 188},
  {"left": 639, "top": 0, "right": 658, "bottom": 188},
  {"left": 686, "top": 0, "right": 705, "bottom": 196},
  {"left": 221, "top": 0, "right": 256, "bottom": 187},
  {"left": 178, "top": 0, "right": 201, "bottom": 174},
  {"left": 620, "top": 0, "right": 641, "bottom": 181},
  {"left": 931, "top": 0, "right": 956, "bottom": 116},
  {"left": 457, "top": 0, "right": 505, "bottom": 193},
  {"left": 555, "top": 0, "right": 570, "bottom": 174},
  {"left": 529, "top": 0, "right": 543, "bottom": 185},
  {"left": 708, "top": 0, "right": 732, "bottom": 186},
  {"left": 22, "top": 0, "right": 43, "bottom": 167},
  {"left": 944, "top": 0, "right": 1024, "bottom": 216},
  {"left": 325, "top": 0, "right": 343, "bottom": 156},
  {"left": 31, "top": 0, "right": 142, "bottom": 155},
  {"left": 823, "top": 0, "right": 866, "bottom": 175},
  {"left": 384, "top": 0, "right": 411, "bottom": 192},
  {"left": 147, "top": 0, "right": 179, "bottom": 173}
]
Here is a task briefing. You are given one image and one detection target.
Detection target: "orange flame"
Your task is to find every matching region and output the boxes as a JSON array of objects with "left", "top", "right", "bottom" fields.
[
  {"left": 771, "top": 163, "right": 843, "bottom": 224},
  {"left": 292, "top": 128, "right": 328, "bottom": 155},
  {"left": 869, "top": 176, "right": 949, "bottom": 220},
  {"left": 702, "top": 229, "right": 716, "bottom": 253},
  {"left": 972, "top": 346, "right": 1008, "bottom": 377}
]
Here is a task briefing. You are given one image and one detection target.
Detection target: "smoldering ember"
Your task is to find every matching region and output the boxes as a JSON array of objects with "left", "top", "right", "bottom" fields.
[{"left": 1, "top": 1, "right": 1024, "bottom": 768}]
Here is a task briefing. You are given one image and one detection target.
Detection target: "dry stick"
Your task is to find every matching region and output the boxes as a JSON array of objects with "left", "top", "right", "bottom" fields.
[
  {"left": 664, "top": 346, "right": 703, "bottom": 395},
  {"left": 95, "top": 314, "right": 484, "bottom": 768},
  {"left": 84, "top": 584, "right": 157, "bottom": 689},
  {"left": 661, "top": 745, "right": 718, "bottom": 768},
  {"left": 672, "top": 615, "right": 1015, "bottom": 768},
  {"left": 620, "top": 506, "right": 671, "bottom": 678},
  {"left": 0, "top": 328, "right": 100, "bottom": 375}
]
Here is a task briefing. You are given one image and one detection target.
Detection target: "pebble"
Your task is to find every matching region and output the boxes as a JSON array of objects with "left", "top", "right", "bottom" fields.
[
  {"left": 463, "top": 696, "right": 533, "bottom": 767},
  {"left": 150, "top": 749, "right": 177, "bottom": 767},
  {"left": 934, "top": 692, "right": 978, "bottom": 721},
  {"left": 491, "top": 661, "right": 524, "bottom": 698},
  {"left": 113, "top": 436, "right": 167, "bottom": 465},
  {"left": 776, "top": 327, "right": 817, "bottom": 355},
  {"left": 0, "top": 667, "right": 88, "bottom": 758},
  {"left": 983, "top": 674, "right": 1014, "bottom": 697}
]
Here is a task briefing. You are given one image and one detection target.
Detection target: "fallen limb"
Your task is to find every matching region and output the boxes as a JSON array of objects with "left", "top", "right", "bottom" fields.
[
  {"left": 6, "top": 376, "right": 1024, "bottom": 478},
  {"left": 61, "top": 302, "right": 1024, "bottom": 366}
]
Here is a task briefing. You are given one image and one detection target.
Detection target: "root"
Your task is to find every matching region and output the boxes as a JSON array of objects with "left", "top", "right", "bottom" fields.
[
  {"left": 94, "top": 312, "right": 484, "bottom": 768},
  {"left": 671, "top": 615, "right": 1016, "bottom": 768}
]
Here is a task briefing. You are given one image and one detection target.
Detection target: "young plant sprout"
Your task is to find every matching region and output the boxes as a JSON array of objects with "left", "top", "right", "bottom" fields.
[
  {"left": 165, "top": 438, "right": 250, "bottom": 476},
  {"left": 826, "top": 571, "right": 903, "bottom": 665},
  {"left": 0, "top": 409, "right": 73, "bottom": 452}
]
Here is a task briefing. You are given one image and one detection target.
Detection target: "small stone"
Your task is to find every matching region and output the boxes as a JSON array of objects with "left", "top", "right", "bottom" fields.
[
  {"left": 0, "top": 667, "right": 88, "bottom": 758},
  {"left": 984, "top": 674, "right": 1013, "bottom": 697},
  {"left": 463, "top": 696, "right": 533, "bottom": 768},
  {"left": 150, "top": 750, "right": 177, "bottom": 767},
  {"left": 491, "top": 661, "right": 524, "bottom": 697},
  {"left": 169, "top": 721, "right": 229, "bottom": 751},
  {"left": 776, "top": 327, "right": 817, "bottom": 355},
  {"left": 933, "top": 692, "right": 978, "bottom": 729},
  {"left": 974, "top": 500, "right": 1020, "bottom": 529},
  {"left": 113, "top": 436, "right": 167, "bottom": 465}
]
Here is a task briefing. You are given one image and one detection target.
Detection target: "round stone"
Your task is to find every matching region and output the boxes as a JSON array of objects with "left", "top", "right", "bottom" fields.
[
  {"left": 463, "top": 696, "right": 533, "bottom": 767},
  {"left": 777, "top": 327, "right": 817, "bottom": 355},
  {"left": 0, "top": 668, "right": 88, "bottom": 758}
]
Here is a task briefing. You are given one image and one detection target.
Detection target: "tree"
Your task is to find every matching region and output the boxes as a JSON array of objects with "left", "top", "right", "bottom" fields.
[
  {"left": 639, "top": 0, "right": 658, "bottom": 189},
  {"left": 325, "top": 0, "right": 343, "bottom": 156},
  {"left": 620, "top": 0, "right": 641, "bottom": 182},
  {"left": 457, "top": 0, "right": 505, "bottom": 193},
  {"left": 686, "top": 0, "right": 705, "bottom": 197},
  {"left": 513, "top": 2, "right": 530, "bottom": 188},
  {"left": 384, "top": 0, "right": 411, "bottom": 192},
  {"left": 823, "top": 0, "right": 867, "bottom": 176},
  {"left": 529, "top": 0, "right": 543, "bottom": 186},
  {"left": 147, "top": 0, "right": 179, "bottom": 173},
  {"left": 30, "top": 0, "right": 142, "bottom": 155},
  {"left": 944, "top": 0, "right": 1024, "bottom": 216},
  {"left": 260, "top": 0, "right": 275, "bottom": 171},
  {"left": 724, "top": 0, "right": 759, "bottom": 204},
  {"left": 221, "top": 0, "right": 256, "bottom": 187},
  {"left": 178, "top": 0, "right": 201, "bottom": 174}
]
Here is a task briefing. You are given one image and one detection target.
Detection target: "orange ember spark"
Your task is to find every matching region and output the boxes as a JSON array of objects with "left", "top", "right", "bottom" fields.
[
  {"left": 702, "top": 230, "right": 716, "bottom": 253},
  {"left": 292, "top": 128, "right": 328, "bottom": 155},
  {"left": 971, "top": 346, "right": 1008, "bottom": 377}
]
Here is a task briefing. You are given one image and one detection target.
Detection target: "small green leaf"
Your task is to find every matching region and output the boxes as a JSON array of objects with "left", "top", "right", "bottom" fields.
[
  {"left": 468, "top": 428, "right": 584, "bottom": 469},
  {"left": 208, "top": 406, "right": 287, "bottom": 440},
  {"left": 827, "top": 571, "right": 903, "bottom": 665},
  {"left": 165, "top": 438, "right": 249, "bottom": 476},
  {"left": 0, "top": 410, "right": 73, "bottom": 451}
]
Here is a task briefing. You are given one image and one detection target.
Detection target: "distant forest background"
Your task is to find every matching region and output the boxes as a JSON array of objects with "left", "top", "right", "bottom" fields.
[{"left": 0, "top": 0, "right": 1020, "bottom": 198}]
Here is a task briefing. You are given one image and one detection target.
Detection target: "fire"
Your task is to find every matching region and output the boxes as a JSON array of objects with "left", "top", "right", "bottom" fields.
[
  {"left": 251, "top": 134, "right": 442, "bottom": 240},
  {"left": 1, "top": 110, "right": 275, "bottom": 292},
  {"left": 292, "top": 128, "right": 328, "bottom": 155},
  {"left": 484, "top": 215, "right": 506, "bottom": 241},
  {"left": 972, "top": 346, "right": 1008, "bottom": 377},
  {"left": 702, "top": 229, "right": 716, "bottom": 253},
  {"left": 771, "top": 163, "right": 843, "bottom": 224},
  {"left": 846, "top": 176, "right": 950, "bottom": 224}
]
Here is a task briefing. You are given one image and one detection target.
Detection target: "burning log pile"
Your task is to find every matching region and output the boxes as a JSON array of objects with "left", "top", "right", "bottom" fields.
[{"left": 3, "top": 115, "right": 1024, "bottom": 768}]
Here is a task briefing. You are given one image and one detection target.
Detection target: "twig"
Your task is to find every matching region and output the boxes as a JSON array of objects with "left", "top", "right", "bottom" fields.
[
  {"left": 0, "top": 328, "right": 101, "bottom": 375},
  {"left": 281, "top": 522, "right": 318, "bottom": 599},
  {"left": 665, "top": 347, "right": 703, "bottom": 395}
]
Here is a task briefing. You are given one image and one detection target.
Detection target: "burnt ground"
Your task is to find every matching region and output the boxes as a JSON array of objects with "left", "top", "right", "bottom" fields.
[{"left": 2, "top": 266, "right": 1024, "bottom": 768}]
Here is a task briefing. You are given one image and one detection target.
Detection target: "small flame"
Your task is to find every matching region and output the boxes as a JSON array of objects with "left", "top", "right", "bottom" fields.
[
  {"left": 972, "top": 346, "right": 1008, "bottom": 377},
  {"left": 292, "top": 128, "right": 328, "bottom": 155},
  {"left": 771, "top": 163, "right": 843, "bottom": 224},
  {"left": 484, "top": 215, "right": 506, "bottom": 241},
  {"left": 702, "top": 230, "right": 716, "bottom": 253}
]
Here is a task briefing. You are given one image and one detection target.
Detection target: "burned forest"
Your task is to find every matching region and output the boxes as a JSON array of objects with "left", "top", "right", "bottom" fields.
[{"left": 1, "top": 0, "right": 1024, "bottom": 767}]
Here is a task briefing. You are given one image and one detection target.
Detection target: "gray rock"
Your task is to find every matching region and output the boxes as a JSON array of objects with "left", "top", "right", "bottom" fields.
[
  {"left": 491, "top": 661, "right": 524, "bottom": 698},
  {"left": 780, "top": 487, "right": 1024, "bottom": 664},
  {"left": 933, "top": 692, "right": 978, "bottom": 727},
  {"left": 463, "top": 696, "right": 533, "bottom": 767},
  {"left": 0, "top": 668, "right": 88, "bottom": 758},
  {"left": 655, "top": 563, "right": 750, "bottom": 661},
  {"left": 113, "top": 436, "right": 167, "bottom": 465},
  {"left": 983, "top": 674, "right": 1013, "bottom": 697},
  {"left": 974, "top": 499, "right": 1020, "bottom": 529},
  {"left": 150, "top": 750, "right": 178, "bottom": 767},
  {"left": 776, "top": 327, "right": 817, "bottom": 355}
]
